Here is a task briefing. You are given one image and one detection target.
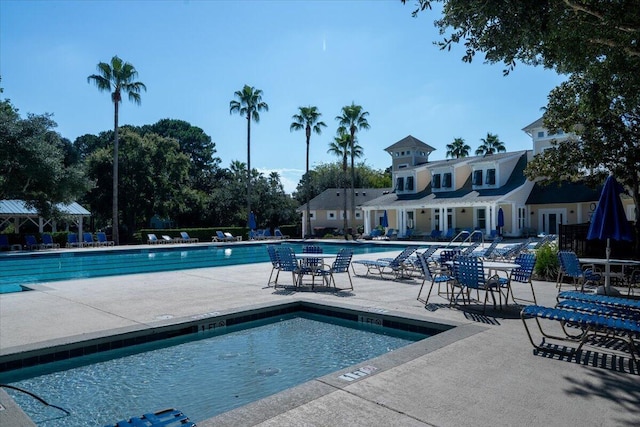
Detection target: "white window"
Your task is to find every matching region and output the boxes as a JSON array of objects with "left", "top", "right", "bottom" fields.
[
  {"left": 327, "top": 210, "right": 337, "bottom": 220},
  {"left": 355, "top": 211, "right": 362, "bottom": 219},
  {"left": 310, "top": 211, "right": 316, "bottom": 220},
  {"left": 537, "top": 131, "right": 545, "bottom": 138}
]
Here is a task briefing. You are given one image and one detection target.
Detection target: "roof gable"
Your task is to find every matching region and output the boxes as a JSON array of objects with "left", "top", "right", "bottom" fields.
[{"left": 385, "top": 135, "right": 436, "bottom": 153}]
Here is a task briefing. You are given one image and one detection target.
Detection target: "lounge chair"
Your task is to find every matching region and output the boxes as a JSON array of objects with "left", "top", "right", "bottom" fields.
[
  {"left": 180, "top": 231, "right": 199, "bottom": 243},
  {"left": 147, "top": 233, "right": 161, "bottom": 244},
  {"left": 471, "top": 236, "right": 503, "bottom": 259},
  {"left": 66, "top": 233, "right": 81, "bottom": 248},
  {"left": 41, "top": 233, "right": 60, "bottom": 249},
  {"left": 262, "top": 229, "right": 273, "bottom": 239},
  {"left": 224, "top": 232, "right": 240, "bottom": 241},
  {"left": 0, "top": 234, "right": 10, "bottom": 251},
  {"left": 557, "top": 290, "right": 640, "bottom": 313},
  {"left": 96, "top": 232, "right": 114, "bottom": 246},
  {"left": 428, "top": 229, "right": 442, "bottom": 241},
  {"left": 274, "top": 228, "right": 289, "bottom": 239},
  {"left": 520, "top": 304, "right": 640, "bottom": 361},
  {"left": 162, "top": 235, "right": 178, "bottom": 243},
  {"left": 213, "top": 231, "right": 234, "bottom": 242},
  {"left": 81, "top": 232, "right": 96, "bottom": 247},
  {"left": 24, "top": 235, "right": 41, "bottom": 250},
  {"left": 352, "top": 246, "right": 417, "bottom": 279}
]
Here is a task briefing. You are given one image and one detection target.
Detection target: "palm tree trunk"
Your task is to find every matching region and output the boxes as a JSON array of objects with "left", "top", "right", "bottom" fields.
[
  {"left": 343, "top": 155, "right": 348, "bottom": 240},
  {"left": 305, "top": 128, "right": 311, "bottom": 238},
  {"left": 350, "top": 131, "right": 356, "bottom": 239},
  {"left": 112, "top": 101, "right": 119, "bottom": 246},
  {"left": 246, "top": 112, "right": 252, "bottom": 224}
]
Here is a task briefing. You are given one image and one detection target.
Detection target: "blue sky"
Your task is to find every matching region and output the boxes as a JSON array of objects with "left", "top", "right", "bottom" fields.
[{"left": 1, "top": 1, "right": 565, "bottom": 193}]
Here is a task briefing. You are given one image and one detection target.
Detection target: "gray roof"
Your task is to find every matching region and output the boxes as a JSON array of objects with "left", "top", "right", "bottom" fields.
[
  {"left": 0, "top": 200, "right": 91, "bottom": 216},
  {"left": 526, "top": 181, "right": 601, "bottom": 205},
  {"left": 297, "top": 188, "right": 393, "bottom": 211},
  {"left": 522, "top": 117, "right": 543, "bottom": 132},
  {"left": 384, "top": 135, "right": 436, "bottom": 153}
]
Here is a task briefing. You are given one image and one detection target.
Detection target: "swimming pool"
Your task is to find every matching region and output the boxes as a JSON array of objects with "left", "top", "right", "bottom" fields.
[
  {"left": 0, "top": 241, "right": 421, "bottom": 293},
  {"left": 0, "top": 303, "right": 441, "bottom": 426}
]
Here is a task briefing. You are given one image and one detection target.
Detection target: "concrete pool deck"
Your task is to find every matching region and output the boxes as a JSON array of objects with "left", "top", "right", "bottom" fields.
[{"left": 1, "top": 243, "right": 639, "bottom": 426}]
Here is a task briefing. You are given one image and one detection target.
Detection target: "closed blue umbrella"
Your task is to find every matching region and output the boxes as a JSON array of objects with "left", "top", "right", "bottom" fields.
[
  {"left": 587, "top": 175, "right": 633, "bottom": 293},
  {"left": 381, "top": 210, "right": 389, "bottom": 228},
  {"left": 248, "top": 211, "right": 257, "bottom": 230},
  {"left": 497, "top": 208, "right": 504, "bottom": 236}
]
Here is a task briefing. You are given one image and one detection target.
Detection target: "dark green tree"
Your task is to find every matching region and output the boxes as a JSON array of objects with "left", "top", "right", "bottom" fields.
[
  {"left": 0, "top": 97, "right": 88, "bottom": 216},
  {"left": 229, "top": 85, "right": 268, "bottom": 225},
  {"left": 290, "top": 106, "right": 327, "bottom": 237},
  {"left": 475, "top": 133, "right": 505, "bottom": 156},
  {"left": 446, "top": 137, "right": 470, "bottom": 158},
  {"left": 88, "top": 55, "right": 146, "bottom": 245}
]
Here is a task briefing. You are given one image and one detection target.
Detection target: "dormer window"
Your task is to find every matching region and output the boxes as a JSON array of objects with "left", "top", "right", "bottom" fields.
[
  {"left": 432, "top": 174, "right": 441, "bottom": 189},
  {"left": 473, "top": 170, "right": 483, "bottom": 186},
  {"left": 396, "top": 177, "right": 405, "bottom": 191},
  {"left": 486, "top": 169, "right": 496, "bottom": 185},
  {"left": 443, "top": 173, "right": 452, "bottom": 188},
  {"left": 405, "top": 176, "right": 414, "bottom": 191},
  {"left": 537, "top": 131, "right": 545, "bottom": 138}
]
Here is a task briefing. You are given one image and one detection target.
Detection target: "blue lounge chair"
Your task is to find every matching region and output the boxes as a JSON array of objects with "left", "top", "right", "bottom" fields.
[
  {"left": 96, "top": 232, "right": 114, "bottom": 246},
  {"left": 180, "top": 231, "right": 199, "bottom": 243},
  {"left": 520, "top": 304, "right": 640, "bottom": 361},
  {"left": 428, "top": 229, "right": 442, "bottom": 240},
  {"left": 274, "top": 228, "right": 289, "bottom": 239},
  {"left": 41, "top": 233, "right": 60, "bottom": 249},
  {"left": 471, "top": 236, "right": 503, "bottom": 259},
  {"left": 82, "top": 232, "right": 95, "bottom": 247},
  {"left": 25, "top": 235, "right": 40, "bottom": 250},
  {"left": 147, "top": 233, "right": 161, "bottom": 244},
  {"left": 214, "top": 231, "right": 234, "bottom": 242},
  {"left": 0, "top": 234, "right": 10, "bottom": 251},
  {"left": 557, "top": 290, "right": 640, "bottom": 313},
  {"left": 66, "top": 233, "right": 81, "bottom": 248}
]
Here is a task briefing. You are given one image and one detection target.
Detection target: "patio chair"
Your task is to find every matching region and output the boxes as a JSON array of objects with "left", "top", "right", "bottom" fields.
[
  {"left": 147, "top": 233, "right": 161, "bottom": 244},
  {"left": 520, "top": 304, "right": 640, "bottom": 361},
  {"left": 162, "top": 235, "right": 178, "bottom": 243},
  {"left": 352, "top": 246, "right": 417, "bottom": 279},
  {"left": 450, "top": 255, "right": 502, "bottom": 314},
  {"left": 224, "top": 232, "right": 240, "bottom": 241},
  {"left": 0, "top": 234, "right": 10, "bottom": 251},
  {"left": 299, "top": 245, "right": 324, "bottom": 288},
  {"left": 274, "top": 228, "right": 289, "bottom": 239},
  {"left": 316, "top": 248, "right": 354, "bottom": 290},
  {"left": 416, "top": 252, "right": 455, "bottom": 304},
  {"left": 498, "top": 252, "right": 537, "bottom": 305},
  {"left": 556, "top": 251, "right": 600, "bottom": 293},
  {"left": 266, "top": 245, "right": 281, "bottom": 287},
  {"left": 180, "top": 231, "right": 199, "bottom": 243},
  {"left": 24, "top": 235, "right": 41, "bottom": 250},
  {"left": 81, "top": 232, "right": 96, "bottom": 247},
  {"left": 66, "top": 233, "right": 81, "bottom": 248},
  {"left": 41, "top": 233, "right": 60, "bottom": 249},
  {"left": 428, "top": 229, "right": 442, "bottom": 241},
  {"left": 96, "top": 232, "right": 114, "bottom": 246},
  {"left": 262, "top": 229, "right": 273, "bottom": 239},
  {"left": 274, "top": 246, "right": 300, "bottom": 287}
]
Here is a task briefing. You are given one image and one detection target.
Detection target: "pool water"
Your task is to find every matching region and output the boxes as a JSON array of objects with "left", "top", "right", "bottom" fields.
[
  {"left": 0, "top": 242, "right": 416, "bottom": 293},
  {"left": 1, "top": 312, "right": 428, "bottom": 426}
]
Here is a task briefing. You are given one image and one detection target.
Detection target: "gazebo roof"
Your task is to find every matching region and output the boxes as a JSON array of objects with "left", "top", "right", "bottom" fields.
[{"left": 0, "top": 200, "right": 90, "bottom": 216}]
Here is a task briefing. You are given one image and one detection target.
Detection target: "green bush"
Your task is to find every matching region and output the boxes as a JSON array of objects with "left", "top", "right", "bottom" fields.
[{"left": 534, "top": 243, "right": 559, "bottom": 280}]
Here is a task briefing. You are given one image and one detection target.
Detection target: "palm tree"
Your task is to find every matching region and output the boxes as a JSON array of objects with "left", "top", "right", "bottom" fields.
[
  {"left": 446, "top": 137, "right": 471, "bottom": 158},
  {"left": 328, "top": 132, "right": 352, "bottom": 238},
  {"left": 87, "top": 55, "right": 146, "bottom": 245},
  {"left": 336, "top": 103, "right": 370, "bottom": 237},
  {"left": 230, "top": 85, "right": 268, "bottom": 223},
  {"left": 475, "top": 132, "right": 506, "bottom": 156},
  {"left": 290, "top": 106, "right": 327, "bottom": 238}
]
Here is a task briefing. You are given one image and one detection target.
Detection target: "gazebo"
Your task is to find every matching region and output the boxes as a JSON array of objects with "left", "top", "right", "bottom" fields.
[{"left": 0, "top": 199, "right": 91, "bottom": 235}]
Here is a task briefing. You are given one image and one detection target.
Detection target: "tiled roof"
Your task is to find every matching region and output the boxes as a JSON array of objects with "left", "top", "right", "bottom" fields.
[
  {"left": 384, "top": 135, "right": 436, "bottom": 152},
  {"left": 526, "top": 181, "right": 602, "bottom": 204},
  {"left": 297, "top": 188, "right": 393, "bottom": 211},
  {"left": 0, "top": 200, "right": 91, "bottom": 216}
]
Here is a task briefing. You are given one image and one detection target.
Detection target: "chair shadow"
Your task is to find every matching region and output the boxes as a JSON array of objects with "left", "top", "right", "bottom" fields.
[{"left": 533, "top": 341, "right": 640, "bottom": 375}]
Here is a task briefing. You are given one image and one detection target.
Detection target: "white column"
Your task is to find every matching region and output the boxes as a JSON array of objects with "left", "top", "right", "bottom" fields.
[
  {"left": 363, "top": 209, "right": 371, "bottom": 234},
  {"left": 487, "top": 205, "right": 493, "bottom": 235},
  {"left": 38, "top": 217, "right": 44, "bottom": 233},
  {"left": 441, "top": 207, "right": 448, "bottom": 232}
]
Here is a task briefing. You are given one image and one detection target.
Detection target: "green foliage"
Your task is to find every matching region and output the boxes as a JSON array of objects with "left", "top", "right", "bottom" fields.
[
  {"left": 534, "top": 243, "right": 559, "bottom": 281},
  {"left": 446, "top": 137, "right": 470, "bottom": 158},
  {"left": 0, "top": 98, "right": 90, "bottom": 214}
]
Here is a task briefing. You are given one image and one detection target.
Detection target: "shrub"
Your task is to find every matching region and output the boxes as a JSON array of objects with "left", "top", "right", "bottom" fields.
[{"left": 534, "top": 243, "right": 559, "bottom": 280}]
